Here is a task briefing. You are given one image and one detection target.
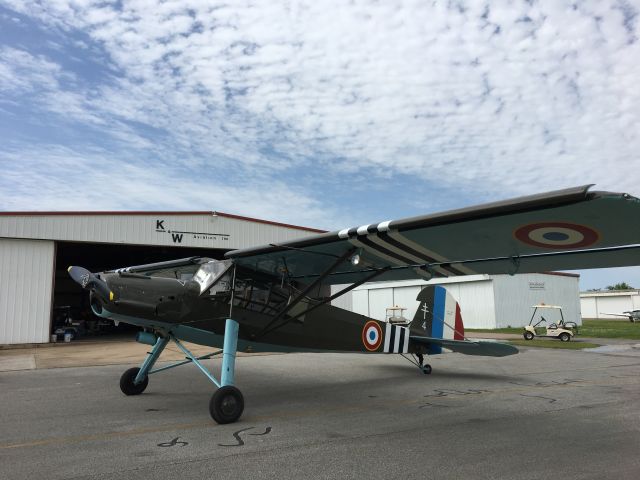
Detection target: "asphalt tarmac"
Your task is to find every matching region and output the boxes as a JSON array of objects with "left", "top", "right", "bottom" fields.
[{"left": 1, "top": 343, "right": 640, "bottom": 480}]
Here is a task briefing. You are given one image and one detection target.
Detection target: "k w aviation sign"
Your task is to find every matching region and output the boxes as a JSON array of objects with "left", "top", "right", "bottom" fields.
[{"left": 155, "top": 219, "right": 231, "bottom": 246}]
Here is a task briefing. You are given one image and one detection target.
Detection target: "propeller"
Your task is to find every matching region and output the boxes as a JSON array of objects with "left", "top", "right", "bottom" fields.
[{"left": 67, "top": 266, "right": 112, "bottom": 301}]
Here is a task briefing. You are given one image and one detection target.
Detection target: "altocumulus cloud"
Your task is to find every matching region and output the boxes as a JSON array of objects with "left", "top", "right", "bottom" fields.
[{"left": 0, "top": 0, "right": 639, "bottom": 229}]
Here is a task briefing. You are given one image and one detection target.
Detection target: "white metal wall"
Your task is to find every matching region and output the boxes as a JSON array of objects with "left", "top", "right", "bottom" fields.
[
  {"left": 492, "top": 274, "right": 581, "bottom": 327},
  {"left": 0, "top": 239, "right": 54, "bottom": 344},
  {"left": 580, "top": 297, "right": 598, "bottom": 318},
  {"left": 339, "top": 273, "right": 580, "bottom": 329},
  {"left": 579, "top": 291, "right": 640, "bottom": 318},
  {"left": 447, "top": 280, "right": 496, "bottom": 329},
  {"left": 347, "top": 277, "right": 496, "bottom": 328},
  {"left": 0, "top": 213, "right": 318, "bottom": 250}
]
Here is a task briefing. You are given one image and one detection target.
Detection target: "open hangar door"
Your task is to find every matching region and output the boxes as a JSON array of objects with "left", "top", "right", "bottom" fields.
[{"left": 52, "top": 241, "right": 226, "bottom": 341}]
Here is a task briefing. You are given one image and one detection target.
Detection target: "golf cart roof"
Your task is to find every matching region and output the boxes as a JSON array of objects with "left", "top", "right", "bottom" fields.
[{"left": 531, "top": 304, "right": 563, "bottom": 309}]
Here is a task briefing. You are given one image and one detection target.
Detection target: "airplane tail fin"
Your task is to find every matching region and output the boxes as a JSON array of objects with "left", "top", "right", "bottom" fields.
[{"left": 411, "top": 285, "right": 465, "bottom": 354}]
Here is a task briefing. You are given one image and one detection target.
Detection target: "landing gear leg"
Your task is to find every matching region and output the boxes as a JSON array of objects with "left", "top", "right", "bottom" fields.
[
  {"left": 209, "top": 319, "right": 244, "bottom": 424},
  {"left": 119, "top": 319, "right": 244, "bottom": 424},
  {"left": 120, "top": 336, "right": 169, "bottom": 395},
  {"left": 416, "top": 353, "right": 432, "bottom": 375}
]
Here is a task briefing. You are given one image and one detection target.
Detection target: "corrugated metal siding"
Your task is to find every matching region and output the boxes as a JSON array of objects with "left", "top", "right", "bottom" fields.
[
  {"left": 351, "top": 290, "right": 369, "bottom": 317},
  {"left": 0, "top": 214, "right": 314, "bottom": 250},
  {"left": 330, "top": 285, "right": 353, "bottom": 311},
  {"left": 348, "top": 278, "right": 496, "bottom": 328},
  {"left": 492, "top": 274, "right": 581, "bottom": 327},
  {"left": 581, "top": 297, "right": 598, "bottom": 318},
  {"left": 0, "top": 239, "right": 54, "bottom": 344},
  {"left": 580, "top": 292, "right": 640, "bottom": 320},
  {"left": 391, "top": 286, "right": 424, "bottom": 323},
  {"left": 368, "top": 288, "right": 394, "bottom": 321},
  {"left": 448, "top": 281, "right": 496, "bottom": 329},
  {"left": 579, "top": 292, "right": 639, "bottom": 318}
]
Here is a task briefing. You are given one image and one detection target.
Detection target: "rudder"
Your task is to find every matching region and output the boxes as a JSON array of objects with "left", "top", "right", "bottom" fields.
[{"left": 411, "top": 285, "right": 465, "bottom": 354}]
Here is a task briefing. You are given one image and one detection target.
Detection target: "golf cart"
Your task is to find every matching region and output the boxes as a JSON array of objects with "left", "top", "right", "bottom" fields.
[{"left": 523, "top": 304, "right": 578, "bottom": 342}]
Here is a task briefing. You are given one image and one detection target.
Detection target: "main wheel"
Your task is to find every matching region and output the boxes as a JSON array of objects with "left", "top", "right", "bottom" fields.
[
  {"left": 559, "top": 332, "right": 571, "bottom": 342},
  {"left": 421, "top": 364, "right": 432, "bottom": 375},
  {"left": 120, "top": 367, "right": 149, "bottom": 395},
  {"left": 524, "top": 331, "right": 534, "bottom": 340},
  {"left": 210, "top": 386, "right": 244, "bottom": 424}
]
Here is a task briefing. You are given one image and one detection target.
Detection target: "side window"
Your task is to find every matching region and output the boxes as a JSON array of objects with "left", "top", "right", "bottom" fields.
[{"left": 233, "top": 279, "right": 289, "bottom": 314}]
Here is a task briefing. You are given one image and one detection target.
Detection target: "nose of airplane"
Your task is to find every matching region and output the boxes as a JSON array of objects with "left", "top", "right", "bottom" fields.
[{"left": 67, "top": 266, "right": 113, "bottom": 301}]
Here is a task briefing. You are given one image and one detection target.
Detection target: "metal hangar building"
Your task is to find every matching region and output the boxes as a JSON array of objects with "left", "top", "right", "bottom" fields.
[
  {"left": 0, "top": 211, "right": 324, "bottom": 345},
  {"left": 332, "top": 272, "right": 582, "bottom": 329}
]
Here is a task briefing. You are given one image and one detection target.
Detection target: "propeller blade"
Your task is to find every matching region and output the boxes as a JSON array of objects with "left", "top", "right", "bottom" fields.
[
  {"left": 68, "top": 266, "right": 92, "bottom": 287},
  {"left": 67, "top": 266, "right": 112, "bottom": 300}
]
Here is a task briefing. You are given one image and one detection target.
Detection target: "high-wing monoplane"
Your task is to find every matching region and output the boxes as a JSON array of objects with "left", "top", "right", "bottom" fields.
[{"left": 68, "top": 185, "right": 640, "bottom": 423}]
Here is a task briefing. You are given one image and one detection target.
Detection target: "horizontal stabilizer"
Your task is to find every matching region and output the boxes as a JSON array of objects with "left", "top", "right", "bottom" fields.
[{"left": 411, "top": 335, "right": 519, "bottom": 357}]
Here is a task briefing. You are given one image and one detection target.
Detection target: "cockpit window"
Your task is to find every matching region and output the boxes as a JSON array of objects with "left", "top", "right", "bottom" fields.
[{"left": 192, "top": 260, "right": 233, "bottom": 294}]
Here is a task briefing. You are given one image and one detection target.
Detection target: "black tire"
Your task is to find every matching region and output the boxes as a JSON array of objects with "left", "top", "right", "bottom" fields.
[
  {"left": 120, "top": 367, "right": 149, "bottom": 396},
  {"left": 421, "top": 364, "right": 432, "bottom": 375},
  {"left": 524, "top": 331, "right": 534, "bottom": 341},
  {"left": 210, "top": 386, "right": 244, "bottom": 424},
  {"left": 559, "top": 332, "right": 570, "bottom": 342}
]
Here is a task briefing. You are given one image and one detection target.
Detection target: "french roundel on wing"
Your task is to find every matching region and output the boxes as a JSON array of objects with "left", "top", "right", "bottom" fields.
[
  {"left": 362, "top": 321, "right": 383, "bottom": 351},
  {"left": 514, "top": 222, "right": 599, "bottom": 249}
]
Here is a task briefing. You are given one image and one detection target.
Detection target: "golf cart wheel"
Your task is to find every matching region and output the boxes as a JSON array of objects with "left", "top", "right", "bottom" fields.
[
  {"left": 210, "top": 386, "right": 244, "bottom": 424},
  {"left": 120, "top": 367, "right": 149, "bottom": 395},
  {"left": 421, "top": 364, "right": 432, "bottom": 375},
  {"left": 523, "top": 331, "right": 534, "bottom": 341},
  {"left": 559, "top": 332, "right": 571, "bottom": 342}
]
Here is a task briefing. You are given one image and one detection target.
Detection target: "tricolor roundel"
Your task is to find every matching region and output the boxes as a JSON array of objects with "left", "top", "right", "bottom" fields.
[
  {"left": 362, "top": 321, "right": 383, "bottom": 351},
  {"left": 514, "top": 222, "right": 599, "bottom": 249}
]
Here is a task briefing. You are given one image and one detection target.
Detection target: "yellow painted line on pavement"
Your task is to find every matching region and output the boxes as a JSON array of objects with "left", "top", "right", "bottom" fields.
[{"left": 0, "top": 422, "right": 214, "bottom": 450}]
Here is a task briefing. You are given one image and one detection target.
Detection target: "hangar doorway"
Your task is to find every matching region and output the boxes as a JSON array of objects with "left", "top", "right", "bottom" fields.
[{"left": 52, "top": 242, "right": 226, "bottom": 341}]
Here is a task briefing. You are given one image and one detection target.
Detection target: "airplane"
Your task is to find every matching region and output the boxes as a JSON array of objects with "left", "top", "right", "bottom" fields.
[
  {"left": 68, "top": 185, "right": 640, "bottom": 424},
  {"left": 602, "top": 310, "right": 640, "bottom": 322}
]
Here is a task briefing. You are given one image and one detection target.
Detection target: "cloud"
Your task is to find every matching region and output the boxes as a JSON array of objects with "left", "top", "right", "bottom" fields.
[
  {"left": 0, "top": 142, "right": 340, "bottom": 229},
  {"left": 0, "top": 0, "right": 639, "bottom": 223}
]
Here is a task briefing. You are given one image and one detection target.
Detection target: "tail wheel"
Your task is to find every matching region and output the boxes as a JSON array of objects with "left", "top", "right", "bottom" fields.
[
  {"left": 524, "top": 331, "right": 534, "bottom": 341},
  {"left": 559, "top": 332, "right": 571, "bottom": 342},
  {"left": 210, "top": 386, "right": 244, "bottom": 424},
  {"left": 120, "top": 367, "right": 149, "bottom": 395}
]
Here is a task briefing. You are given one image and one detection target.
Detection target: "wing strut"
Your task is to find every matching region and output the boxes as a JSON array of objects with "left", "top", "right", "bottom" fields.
[
  {"left": 264, "top": 266, "right": 391, "bottom": 335},
  {"left": 251, "top": 248, "right": 356, "bottom": 339}
]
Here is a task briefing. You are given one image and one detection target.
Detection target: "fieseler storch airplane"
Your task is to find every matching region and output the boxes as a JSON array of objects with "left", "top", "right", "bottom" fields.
[{"left": 68, "top": 185, "right": 640, "bottom": 424}]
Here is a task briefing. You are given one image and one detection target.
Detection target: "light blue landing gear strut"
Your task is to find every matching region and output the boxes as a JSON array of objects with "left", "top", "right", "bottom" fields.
[{"left": 119, "top": 319, "right": 244, "bottom": 424}]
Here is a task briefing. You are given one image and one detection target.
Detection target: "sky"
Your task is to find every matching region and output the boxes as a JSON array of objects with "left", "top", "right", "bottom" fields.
[{"left": 0, "top": 0, "right": 639, "bottom": 291}]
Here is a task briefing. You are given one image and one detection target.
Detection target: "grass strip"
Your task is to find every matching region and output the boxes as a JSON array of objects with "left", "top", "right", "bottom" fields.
[{"left": 467, "top": 319, "right": 640, "bottom": 340}]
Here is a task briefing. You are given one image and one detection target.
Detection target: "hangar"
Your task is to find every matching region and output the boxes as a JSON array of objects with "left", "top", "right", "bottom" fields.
[
  {"left": 0, "top": 211, "right": 324, "bottom": 345},
  {"left": 331, "top": 272, "right": 582, "bottom": 329},
  {"left": 580, "top": 290, "right": 640, "bottom": 319}
]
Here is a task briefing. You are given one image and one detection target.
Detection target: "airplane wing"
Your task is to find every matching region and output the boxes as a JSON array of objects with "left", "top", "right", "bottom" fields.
[
  {"left": 226, "top": 185, "right": 640, "bottom": 284},
  {"left": 410, "top": 336, "right": 519, "bottom": 357}
]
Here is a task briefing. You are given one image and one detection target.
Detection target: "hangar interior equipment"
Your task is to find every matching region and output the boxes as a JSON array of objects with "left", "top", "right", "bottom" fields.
[{"left": 0, "top": 211, "right": 323, "bottom": 345}]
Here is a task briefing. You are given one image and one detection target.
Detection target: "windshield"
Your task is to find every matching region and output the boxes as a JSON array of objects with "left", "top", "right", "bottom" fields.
[{"left": 192, "top": 260, "right": 233, "bottom": 294}]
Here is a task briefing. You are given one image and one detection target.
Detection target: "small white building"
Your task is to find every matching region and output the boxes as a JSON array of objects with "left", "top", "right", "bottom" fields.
[
  {"left": 580, "top": 290, "right": 640, "bottom": 319},
  {"left": 332, "top": 272, "right": 581, "bottom": 329}
]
